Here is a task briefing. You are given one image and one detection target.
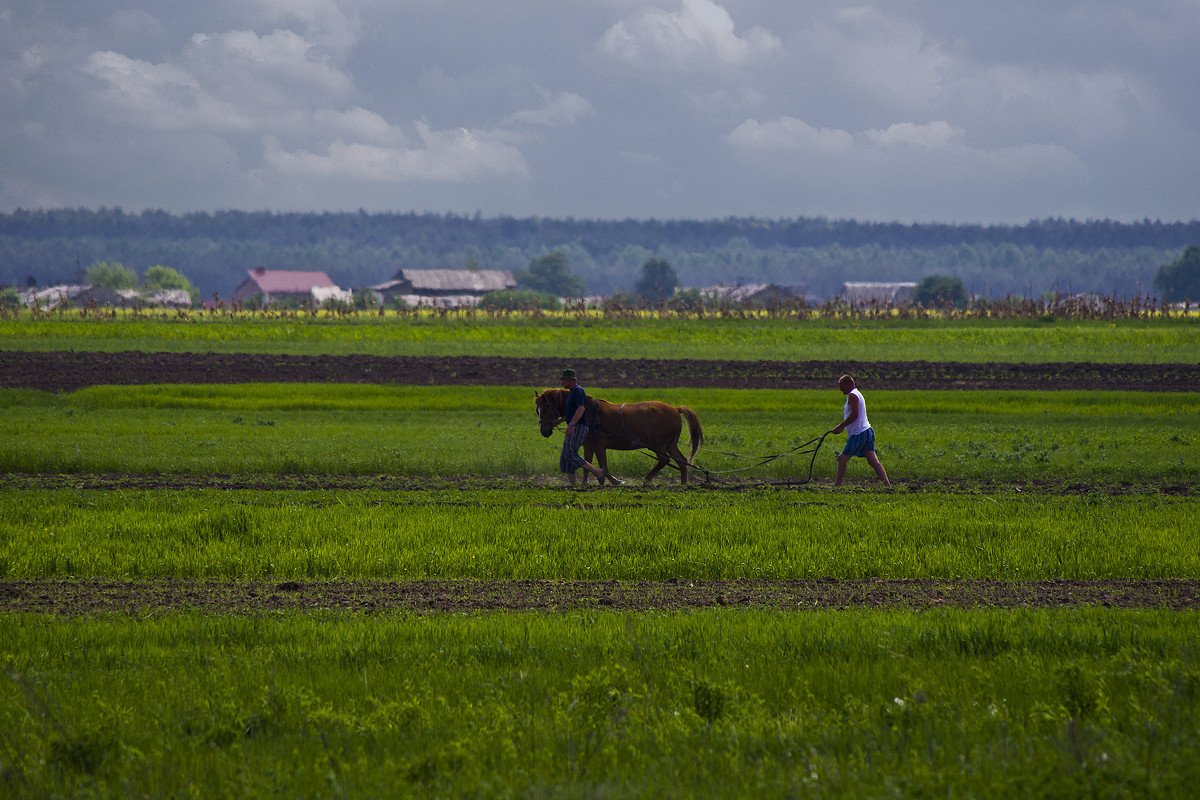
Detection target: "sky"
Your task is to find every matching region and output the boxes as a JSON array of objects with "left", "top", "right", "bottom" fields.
[{"left": 2, "top": 0, "right": 1198, "bottom": 224}]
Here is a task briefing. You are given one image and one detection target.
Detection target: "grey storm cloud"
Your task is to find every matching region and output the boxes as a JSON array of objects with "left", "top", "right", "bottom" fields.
[{"left": 1, "top": 0, "right": 1197, "bottom": 222}]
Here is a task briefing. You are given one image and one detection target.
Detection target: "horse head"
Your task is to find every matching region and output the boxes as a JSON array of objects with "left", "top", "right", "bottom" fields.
[{"left": 534, "top": 389, "right": 564, "bottom": 438}]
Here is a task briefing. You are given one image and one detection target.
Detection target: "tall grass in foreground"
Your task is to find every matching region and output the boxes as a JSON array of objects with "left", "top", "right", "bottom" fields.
[
  {"left": 1, "top": 385, "right": 1195, "bottom": 484},
  {"left": 2, "top": 312, "right": 1198, "bottom": 362},
  {"left": 2, "top": 488, "right": 1195, "bottom": 580},
  {"left": 2, "top": 609, "right": 1197, "bottom": 798}
]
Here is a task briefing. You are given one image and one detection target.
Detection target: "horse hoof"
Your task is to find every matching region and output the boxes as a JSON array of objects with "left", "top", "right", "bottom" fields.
[{"left": 608, "top": 476, "right": 624, "bottom": 486}]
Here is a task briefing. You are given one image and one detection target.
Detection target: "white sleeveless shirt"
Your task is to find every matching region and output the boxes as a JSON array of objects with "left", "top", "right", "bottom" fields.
[{"left": 843, "top": 388, "right": 871, "bottom": 436}]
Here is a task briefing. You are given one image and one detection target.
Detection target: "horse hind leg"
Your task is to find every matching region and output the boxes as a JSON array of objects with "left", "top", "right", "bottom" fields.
[
  {"left": 643, "top": 453, "right": 670, "bottom": 484},
  {"left": 666, "top": 442, "right": 691, "bottom": 485}
]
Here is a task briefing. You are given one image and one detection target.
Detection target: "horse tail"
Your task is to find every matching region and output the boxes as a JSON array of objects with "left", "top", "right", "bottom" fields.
[{"left": 678, "top": 406, "right": 703, "bottom": 463}]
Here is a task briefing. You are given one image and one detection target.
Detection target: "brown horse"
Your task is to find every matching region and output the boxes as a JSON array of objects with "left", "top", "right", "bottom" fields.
[{"left": 534, "top": 388, "right": 704, "bottom": 485}]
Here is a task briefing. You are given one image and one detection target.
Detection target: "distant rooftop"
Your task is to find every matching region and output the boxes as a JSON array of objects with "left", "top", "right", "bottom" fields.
[
  {"left": 243, "top": 267, "right": 338, "bottom": 294},
  {"left": 373, "top": 268, "right": 516, "bottom": 294}
]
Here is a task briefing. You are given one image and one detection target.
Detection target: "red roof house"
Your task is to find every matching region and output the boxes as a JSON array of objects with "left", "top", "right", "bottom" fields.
[{"left": 233, "top": 266, "right": 340, "bottom": 305}]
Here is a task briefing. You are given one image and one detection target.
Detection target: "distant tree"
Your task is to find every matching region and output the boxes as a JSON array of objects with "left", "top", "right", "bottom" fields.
[
  {"left": 516, "top": 251, "right": 585, "bottom": 297},
  {"left": 914, "top": 274, "right": 966, "bottom": 307},
  {"left": 142, "top": 265, "right": 194, "bottom": 292},
  {"left": 1153, "top": 245, "right": 1200, "bottom": 302},
  {"left": 85, "top": 260, "right": 138, "bottom": 290},
  {"left": 635, "top": 258, "right": 679, "bottom": 301}
]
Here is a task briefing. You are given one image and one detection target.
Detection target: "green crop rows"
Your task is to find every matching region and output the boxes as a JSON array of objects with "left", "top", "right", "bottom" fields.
[
  {"left": 3, "top": 488, "right": 1196, "bottom": 580},
  {"left": 2, "top": 385, "right": 1195, "bottom": 483},
  {"left": 3, "top": 610, "right": 1198, "bottom": 798},
  {"left": 1, "top": 315, "right": 1197, "bottom": 798},
  {"left": 3, "top": 311, "right": 1199, "bottom": 362}
]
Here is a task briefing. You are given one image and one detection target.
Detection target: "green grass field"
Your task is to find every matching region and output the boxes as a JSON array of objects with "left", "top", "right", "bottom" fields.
[
  {"left": 2, "top": 314, "right": 1197, "bottom": 798},
  {"left": 3, "top": 312, "right": 1198, "bottom": 362},
  {"left": 1, "top": 385, "right": 1195, "bottom": 484},
  {"left": 3, "top": 610, "right": 1197, "bottom": 798},
  {"left": 2, "top": 487, "right": 1195, "bottom": 580}
]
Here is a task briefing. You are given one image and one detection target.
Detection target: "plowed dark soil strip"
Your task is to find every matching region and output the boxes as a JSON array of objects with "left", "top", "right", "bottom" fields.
[
  {"left": 2, "top": 578, "right": 1197, "bottom": 616},
  {"left": 3, "top": 351, "right": 1197, "bottom": 392},
  {"left": 1, "top": 473, "right": 1195, "bottom": 495}
]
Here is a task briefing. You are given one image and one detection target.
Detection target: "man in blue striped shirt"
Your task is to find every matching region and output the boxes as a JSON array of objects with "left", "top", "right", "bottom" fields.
[{"left": 559, "top": 368, "right": 607, "bottom": 486}]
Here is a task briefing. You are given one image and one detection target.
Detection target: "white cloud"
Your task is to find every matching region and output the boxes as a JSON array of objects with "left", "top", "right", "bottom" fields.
[
  {"left": 312, "top": 107, "right": 400, "bottom": 144},
  {"left": 728, "top": 117, "right": 853, "bottom": 154},
  {"left": 249, "top": 0, "right": 362, "bottom": 53},
  {"left": 3, "top": 1, "right": 1197, "bottom": 221},
  {"left": 263, "top": 122, "right": 529, "bottom": 182},
  {"left": 83, "top": 24, "right": 356, "bottom": 133},
  {"left": 506, "top": 90, "right": 594, "bottom": 127},
  {"left": 728, "top": 115, "right": 1085, "bottom": 186},
  {"left": 962, "top": 64, "right": 1152, "bottom": 147},
  {"left": 76, "top": 4, "right": 573, "bottom": 191},
  {"left": 689, "top": 86, "right": 764, "bottom": 114},
  {"left": 185, "top": 28, "right": 354, "bottom": 105},
  {"left": 861, "top": 121, "right": 962, "bottom": 150},
  {"left": 794, "top": 7, "right": 954, "bottom": 114},
  {"left": 83, "top": 50, "right": 255, "bottom": 132},
  {"left": 598, "top": 0, "right": 781, "bottom": 71},
  {"left": 790, "top": 6, "right": 1157, "bottom": 151}
]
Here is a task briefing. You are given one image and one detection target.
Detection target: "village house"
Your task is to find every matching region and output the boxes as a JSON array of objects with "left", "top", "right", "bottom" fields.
[
  {"left": 18, "top": 285, "right": 192, "bottom": 310},
  {"left": 370, "top": 268, "right": 516, "bottom": 308},
  {"left": 841, "top": 282, "right": 917, "bottom": 305},
  {"left": 232, "top": 267, "right": 349, "bottom": 306},
  {"left": 700, "top": 282, "right": 810, "bottom": 306}
]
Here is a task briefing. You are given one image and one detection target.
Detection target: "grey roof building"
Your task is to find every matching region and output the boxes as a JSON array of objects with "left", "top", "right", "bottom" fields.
[
  {"left": 841, "top": 282, "right": 917, "bottom": 304},
  {"left": 370, "top": 268, "right": 516, "bottom": 308}
]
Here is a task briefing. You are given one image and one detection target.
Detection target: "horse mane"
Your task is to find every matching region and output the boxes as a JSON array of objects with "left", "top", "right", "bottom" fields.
[{"left": 540, "top": 388, "right": 568, "bottom": 412}]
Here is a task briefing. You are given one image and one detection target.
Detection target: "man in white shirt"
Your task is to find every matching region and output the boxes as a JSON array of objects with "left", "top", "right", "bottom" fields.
[{"left": 830, "top": 374, "right": 891, "bottom": 488}]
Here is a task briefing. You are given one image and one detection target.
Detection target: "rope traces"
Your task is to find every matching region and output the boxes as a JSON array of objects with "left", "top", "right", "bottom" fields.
[
  {"left": 624, "top": 431, "right": 830, "bottom": 484},
  {"left": 691, "top": 431, "right": 831, "bottom": 484}
]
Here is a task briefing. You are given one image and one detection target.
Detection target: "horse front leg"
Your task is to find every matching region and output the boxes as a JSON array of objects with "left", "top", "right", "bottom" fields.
[{"left": 595, "top": 448, "right": 623, "bottom": 486}]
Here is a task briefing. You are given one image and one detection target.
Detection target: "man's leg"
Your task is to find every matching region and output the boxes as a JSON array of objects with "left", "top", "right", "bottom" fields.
[
  {"left": 865, "top": 451, "right": 890, "bottom": 487},
  {"left": 566, "top": 426, "right": 606, "bottom": 484},
  {"left": 563, "top": 427, "right": 588, "bottom": 485},
  {"left": 834, "top": 453, "right": 851, "bottom": 486}
]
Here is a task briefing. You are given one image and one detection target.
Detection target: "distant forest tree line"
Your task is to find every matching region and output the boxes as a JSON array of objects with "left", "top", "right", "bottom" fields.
[{"left": 1, "top": 208, "right": 1197, "bottom": 301}]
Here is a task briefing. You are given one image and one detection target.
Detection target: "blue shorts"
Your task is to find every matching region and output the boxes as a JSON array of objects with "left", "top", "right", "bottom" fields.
[{"left": 841, "top": 428, "right": 875, "bottom": 458}]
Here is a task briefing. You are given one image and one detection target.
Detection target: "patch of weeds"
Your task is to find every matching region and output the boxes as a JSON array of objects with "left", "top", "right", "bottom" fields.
[
  {"left": 47, "top": 727, "right": 119, "bottom": 775},
  {"left": 692, "top": 680, "right": 726, "bottom": 724}
]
